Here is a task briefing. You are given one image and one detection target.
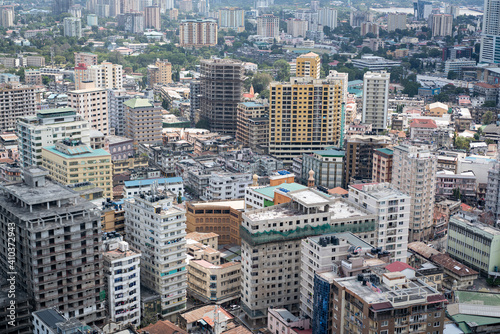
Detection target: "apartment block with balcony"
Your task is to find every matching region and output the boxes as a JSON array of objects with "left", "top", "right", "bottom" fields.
[
  {"left": 372, "top": 148, "right": 393, "bottom": 183},
  {"left": 124, "top": 98, "right": 163, "bottom": 145},
  {"left": 295, "top": 52, "right": 321, "bottom": 79},
  {"left": 179, "top": 19, "right": 218, "bottom": 47},
  {"left": 204, "top": 172, "right": 252, "bottom": 201},
  {"left": 362, "top": 71, "right": 390, "bottom": 133},
  {"left": 236, "top": 101, "right": 269, "bottom": 151},
  {"left": 0, "top": 85, "right": 37, "bottom": 132},
  {"left": 436, "top": 170, "right": 476, "bottom": 201},
  {"left": 68, "top": 82, "right": 109, "bottom": 135}
]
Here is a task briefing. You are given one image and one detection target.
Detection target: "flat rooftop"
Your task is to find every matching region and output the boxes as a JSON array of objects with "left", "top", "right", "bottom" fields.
[
  {"left": 289, "top": 189, "right": 331, "bottom": 207},
  {"left": 103, "top": 248, "right": 140, "bottom": 261},
  {"left": 308, "top": 231, "right": 373, "bottom": 249},
  {"left": 190, "top": 199, "right": 245, "bottom": 211},
  {"left": 350, "top": 183, "right": 410, "bottom": 200}
]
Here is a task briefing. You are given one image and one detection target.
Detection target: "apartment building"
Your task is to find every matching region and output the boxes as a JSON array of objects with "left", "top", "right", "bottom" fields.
[
  {"left": 74, "top": 52, "right": 98, "bottom": 66},
  {"left": 147, "top": 59, "right": 172, "bottom": 88},
  {"left": 103, "top": 240, "right": 141, "bottom": 326},
  {"left": 391, "top": 145, "right": 437, "bottom": 242},
  {"left": 124, "top": 191, "right": 187, "bottom": 319},
  {"left": 349, "top": 183, "right": 411, "bottom": 262},
  {"left": 200, "top": 58, "right": 243, "bottom": 136},
  {"left": 218, "top": 7, "right": 245, "bottom": 32},
  {"left": 101, "top": 203, "right": 125, "bottom": 233},
  {"left": 124, "top": 98, "right": 163, "bottom": 144},
  {"left": 68, "top": 82, "right": 109, "bottom": 135},
  {"left": 436, "top": 170, "right": 476, "bottom": 200},
  {"left": 372, "top": 148, "right": 393, "bottom": 183},
  {"left": 179, "top": 19, "right": 218, "bottom": 47},
  {"left": 287, "top": 19, "right": 308, "bottom": 38},
  {"left": 87, "top": 62, "right": 123, "bottom": 90},
  {"left": 186, "top": 199, "right": 244, "bottom": 245},
  {"left": 295, "top": 52, "right": 320, "bottom": 79},
  {"left": 205, "top": 172, "right": 252, "bottom": 201},
  {"left": 387, "top": 12, "right": 407, "bottom": 31},
  {"left": 240, "top": 188, "right": 377, "bottom": 326},
  {"left": 32, "top": 309, "right": 86, "bottom": 334},
  {"left": 17, "top": 107, "right": 90, "bottom": 168},
  {"left": 25, "top": 69, "right": 42, "bottom": 85},
  {"left": 431, "top": 14, "right": 453, "bottom": 37},
  {"left": 268, "top": 71, "right": 348, "bottom": 164},
  {"left": 145, "top": 5, "right": 161, "bottom": 29},
  {"left": 123, "top": 177, "right": 184, "bottom": 198},
  {"left": 0, "top": 168, "right": 105, "bottom": 324},
  {"left": 343, "top": 135, "right": 391, "bottom": 188},
  {"left": 108, "top": 89, "right": 132, "bottom": 136},
  {"left": 257, "top": 14, "right": 279, "bottom": 39},
  {"left": 362, "top": 71, "right": 390, "bottom": 133},
  {"left": 301, "top": 149, "right": 344, "bottom": 189},
  {"left": 41, "top": 139, "right": 112, "bottom": 198},
  {"left": 485, "top": 163, "right": 500, "bottom": 219},
  {"left": 236, "top": 101, "right": 269, "bottom": 150},
  {"left": 63, "top": 17, "right": 82, "bottom": 37},
  {"left": 0, "top": 85, "right": 37, "bottom": 132}
]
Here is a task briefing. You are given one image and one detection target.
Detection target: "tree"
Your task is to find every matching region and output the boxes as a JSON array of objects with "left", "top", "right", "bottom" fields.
[
  {"left": 482, "top": 101, "right": 497, "bottom": 108},
  {"left": 454, "top": 136, "right": 471, "bottom": 150},
  {"left": 273, "top": 59, "right": 290, "bottom": 82},
  {"left": 402, "top": 82, "right": 420, "bottom": 97},
  {"left": 447, "top": 71, "right": 458, "bottom": 80},
  {"left": 452, "top": 188, "right": 461, "bottom": 201},
  {"left": 251, "top": 73, "right": 272, "bottom": 94},
  {"left": 483, "top": 110, "right": 496, "bottom": 125},
  {"left": 177, "top": 191, "right": 183, "bottom": 204}
]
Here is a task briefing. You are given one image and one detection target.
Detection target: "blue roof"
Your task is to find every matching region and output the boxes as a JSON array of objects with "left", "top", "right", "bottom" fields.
[
  {"left": 348, "top": 80, "right": 363, "bottom": 86},
  {"left": 43, "top": 146, "right": 110, "bottom": 159},
  {"left": 124, "top": 177, "right": 183, "bottom": 188},
  {"left": 240, "top": 102, "right": 265, "bottom": 107},
  {"left": 464, "top": 157, "right": 496, "bottom": 162}
]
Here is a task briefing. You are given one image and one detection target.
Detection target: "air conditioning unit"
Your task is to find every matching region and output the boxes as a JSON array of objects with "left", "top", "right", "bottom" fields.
[{"left": 118, "top": 241, "right": 129, "bottom": 252}]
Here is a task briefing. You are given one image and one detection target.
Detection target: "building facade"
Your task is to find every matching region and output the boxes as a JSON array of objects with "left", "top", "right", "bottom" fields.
[
  {"left": 431, "top": 14, "right": 453, "bottom": 37},
  {"left": 372, "top": 148, "right": 393, "bottom": 183},
  {"left": 179, "top": 19, "right": 218, "bottom": 47},
  {"left": 480, "top": 0, "right": 500, "bottom": 63},
  {"left": 236, "top": 101, "right": 269, "bottom": 150},
  {"left": 218, "top": 7, "right": 245, "bottom": 32},
  {"left": 145, "top": 5, "right": 161, "bottom": 29},
  {"left": 124, "top": 98, "right": 163, "bottom": 144},
  {"left": 301, "top": 149, "right": 344, "bottom": 189},
  {"left": 63, "top": 17, "right": 82, "bottom": 37},
  {"left": 257, "top": 14, "right": 279, "bottom": 39},
  {"left": 362, "top": 71, "right": 390, "bottom": 133},
  {"left": 87, "top": 62, "right": 123, "bottom": 90},
  {"left": 388, "top": 12, "right": 407, "bottom": 31},
  {"left": 295, "top": 52, "right": 321, "bottom": 79},
  {"left": 68, "top": 82, "right": 109, "bottom": 135},
  {"left": 0, "top": 85, "right": 37, "bottom": 132},
  {"left": 147, "top": 59, "right": 172, "bottom": 87}
]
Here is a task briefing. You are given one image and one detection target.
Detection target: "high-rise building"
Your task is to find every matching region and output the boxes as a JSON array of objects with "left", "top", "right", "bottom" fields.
[
  {"left": 17, "top": 107, "right": 91, "bottom": 168},
  {"left": 198, "top": 0, "right": 209, "bottom": 15},
  {"left": 287, "top": 19, "right": 309, "bottom": 38},
  {"left": 74, "top": 52, "right": 98, "bottom": 66},
  {"left": 124, "top": 98, "right": 163, "bottom": 144},
  {"left": 318, "top": 8, "right": 337, "bottom": 30},
  {"left": 0, "top": 168, "right": 106, "bottom": 324},
  {"left": 200, "top": 58, "right": 243, "bottom": 136},
  {"left": 430, "top": 14, "right": 453, "bottom": 37},
  {"left": 124, "top": 191, "right": 187, "bottom": 320},
  {"left": 147, "top": 59, "right": 172, "bottom": 88},
  {"left": 301, "top": 148, "right": 345, "bottom": 188},
  {"left": 0, "top": 85, "right": 37, "bottom": 132},
  {"left": 74, "top": 63, "right": 88, "bottom": 90},
  {"left": 236, "top": 101, "right": 269, "bottom": 151},
  {"left": 361, "top": 21, "right": 379, "bottom": 37},
  {"left": 109, "top": 89, "right": 132, "bottom": 136},
  {"left": 218, "top": 7, "right": 245, "bottom": 32},
  {"left": 87, "top": 62, "right": 123, "bottom": 90},
  {"left": 269, "top": 71, "right": 347, "bottom": 163},
  {"left": 372, "top": 148, "right": 394, "bottom": 183},
  {"left": 362, "top": 71, "right": 390, "bottom": 133},
  {"left": 0, "top": 7, "right": 14, "bottom": 28},
  {"left": 257, "top": 14, "right": 279, "bottom": 39},
  {"left": 118, "top": 12, "right": 144, "bottom": 33},
  {"left": 179, "top": 19, "right": 218, "bottom": 47},
  {"left": 414, "top": 0, "right": 432, "bottom": 20},
  {"left": 145, "top": 5, "right": 161, "bottom": 30},
  {"left": 387, "top": 12, "right": 407, "bottom": 31},
  {"left": 52, "top": 0, "right": 73, "bottom": 15},
  {"left": 63, "top": 17, "right": 82, "bottom": 37},
  {"left": 189, "top": 80, "right": 201, "bottom": 121},
  {"left": 350, "top": 10, "right": 372, "bottom": 27},
  {"left": 480, "top": 0, "right": 500, "bottom": 63},
  {"left": 68, "top": 81, "right": 109, "bottom": 135},
  {"left": 41, "top": 138, "right": 113, "bottom": 199},
  {"left": 179, "top": 0, "right": 193, "bottom": 12},
  {"left": 87, "top": 14, "right": 98, "bottom": 26},
  {"left": 485, "top": 163, "right": 500, "bottom": 219},
  {"left": 391, "top": 145, "right": 437, "bottom": 242}
]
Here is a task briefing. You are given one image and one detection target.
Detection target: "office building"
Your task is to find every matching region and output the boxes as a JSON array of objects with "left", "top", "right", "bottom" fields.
[
  {"left": 218, "top": 7, "right": 245, "bottom": 32},
  {"left": 147, "top": 59, "right": 172, "bottom": 87},
  {"left": 372, "top": 148, "right": 393, "bottom": 183},
  {"left": 447, "top": 215, "right": 500, "bottom": 277},
  {"left": 392, "top": 145, "right": 437, "bottom": 242},
  {"left": 103, "top": 240, "right": 141, "bottom": 326},
  {"left": 444, "top": 59, "right": 477, "bottom": 78},
  {"left": 480, "top": 0, "right": 500, "bottom": 63},
  {"left": 123, "top": 98, "right": 162, "bottom": 145},
  {"left": 0, "top": 85, "right": 37, "bottom": 132},
  {"left": 268, "top": 71, "right": 348, "bottom": 163},
  {"left": 88, "top": 62, "right": 123, "bottom": 90},
  {"left": 52, "top": 0, "right": 73, "bottom": 15},
  {"left": 240, "top": 188, "right": 377, "bottom": 326},
  {"left": 236, "top": 101, "right": 269, "bottom": 151},
  {"left": 362, "top": 71, "right": 390, "bottom": 133},
  {"left": 124, "top": 190, "right": 187, "bottom": 319},
  {"left": 257, "top": 14, "right": 279, "bottom": 39},
  {"left": 301, "top": 149, "right": 344, "bottom": 189},
  {"left": 352, "top": 55, "right": 401, "bottom": 71},
  {"left": 387, "top": 12, "right": 407, "bottom": 31},
  {"left": 200, "top": 58, "right": 243, "bottom": 136},
  {"left": 63, "top": 17, "right": 82, "bottom": 38},
  {"left": 0, "top": 168, "right": 105, "bottom": 324},
  {"left": 318, "top": 8, "right": 337, "bottom": 30},
  {"left": 295, "top": 52, "right": 320, "bottom": 79},
  {"left": 287, "top": 19, "right": 308, "bottom": 38},
  {"left": 17, "top": 107, "right": 90, "bottom": 168},
  {"left": 41, "top": 138, "right": 113, "bottom": 199},
  {"left": 179, "top": 19, "right": 218, "bottom": 47},
  {"left": 68, "top": 82, "right": 109, "bottom": 135},
  {"left": 343, "top": 135, "right": 391, "bottom": 188},
  {"left": 442, "top": 46, "right": 473, "bottom": 61},
  {"left": 349, "top": 183, "right": 411, "bottom": 262},
  {"left": 414, "top": 0, "right": 432, "bottom": 20},
  {"left": 431, "top": 14, "right": 453, "bottom": 37},
  {"left": 109, "top": 89, "right": 132, "bottom": 136},
  {"left": 145, "top": 5, "right": 161, "bottom": 29}
]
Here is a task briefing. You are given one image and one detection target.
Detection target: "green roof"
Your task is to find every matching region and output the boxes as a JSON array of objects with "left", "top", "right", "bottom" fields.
[
  {"left": 454, "top": 291, "right": 500, "bottom": 306},
  {"left": 124, "top": 98, "right": 153, "bottom": 109},
  {"left": 451, "top": 314, "right": 500, "bottom": 330},
  {"left": 375, "top": 148, "right": 394, "bottom": 155},
  {"left": 37, "top": 107, "right": 76, "bottom": 118},
  {"left": 314, "top": 149, "right": 345, "bottom": 157},
  {"left": 254, "top": 183, "right": 307, "bottom": 199},
  {"left": 43, "top": 146, "right": 110, "bottom": 159}
]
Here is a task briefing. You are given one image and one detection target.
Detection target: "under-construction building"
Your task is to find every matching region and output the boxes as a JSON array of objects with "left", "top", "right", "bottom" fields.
[
  {"left": 0, "top": 168, "right": 106, "bottom": 325},
  {"left": 200, "top": 59, "right": 243, "bottom": 136}
]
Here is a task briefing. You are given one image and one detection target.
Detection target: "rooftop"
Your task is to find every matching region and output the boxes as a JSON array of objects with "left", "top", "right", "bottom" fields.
[
  {"left": 374, "top": 148, "right": 394, "bottom": 156},
  {"left": 124, "top": 177, "right": 183, "bottom": 188},
  {"left": 385, "top": 261, "right": 415, "bottom": 272},
  {"left": 430, "top": 253, "right": 478, "bottom": 277},
  {"left": 308, "top": 231, "right": 373, "bottom": 249},
  {"left": 180, "top": 305, "right": 233, "bottom": 325},
  {"left": 252, "top": 182, "right": 307, "bottom": 199},
  {"left": 43, "top": 146, "right": 110, "bottom": 159},
  {"left": 410, "top": 118, "right": 438, "bottom": 129},
  {"left": 313, "top": 148, "right": 345, "bottom": 157},
  {"left": 408, "top": 242, "right": 441, "bottom": 259},
  {"left": 138, "top": 320, "right": 187, "bottom": 334},
  {"left": 349, "top": 183, "right": 410, "bottom": 200},
  {"left": 124, "top": 98, "right": 153, "bottom": 109},
  {"left": 186, "top": 232, "right": 219, "bottom": 242},
  {"left": 33, "top": 309, "right": 66, "bottom": 332}
]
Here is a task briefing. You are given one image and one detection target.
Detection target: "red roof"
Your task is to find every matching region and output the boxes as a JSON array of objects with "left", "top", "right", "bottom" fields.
[
  {"left": 385, "top": 261, "right": 415, "bottom": 272},
  {"left": 410, "top": 119, "right": 437, "bottom": 129},
  {"left": 139, "top": 320, "right": 187, "bottom": 334},
  {"left": 475, "top": 82, "right": 497, "bottom": 89},
  {"left": 461, "top": 203, "right": 472, "bottom": 211},
  {"left": 350, "top": 183, "right": 378, "bottom": 190}
]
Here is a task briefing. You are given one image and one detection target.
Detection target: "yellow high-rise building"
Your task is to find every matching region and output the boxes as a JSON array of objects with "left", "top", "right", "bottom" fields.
[
  {"left": 296, "top": 52, "right": 321, "bottom": 79},
  {"left": 147, "top": 58, "right": 172, "bottom": 87},
  {"left": 269, "top": 70, "right": 348, "bottom": 163},
  {"left": 41, "top": 138, "right": 113, "bottom": 199}
]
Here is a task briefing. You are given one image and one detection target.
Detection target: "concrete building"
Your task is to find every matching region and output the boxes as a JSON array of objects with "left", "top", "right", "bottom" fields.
[
  {"left": 41, "top": 138, "right": 113, "bottom": 199},
  {"left": 236, "top": 101, "right": 268, "bottom": 149},
  {"left": 352, "top": 55, "right": 401, "bottom": 71},
  {"left": 0, "top": 7, "right": 14, "bottom": 28},
  {"left": 480, "top": 0, "right": 500, "bottom": 63},
  {"left": 269, "top": 71, "right": 348, "bottom": 164},
  {"left": 430, "top": 14, "right": 453, "bottom": 37},
  {"left": 240, "top": 188, "right": 377, "bottom": 326},
  {"left": 147, "top": 59, "right": 172, "bottom": 88},
  {"left": 124, "top": 98, "right": 163, "bottom": 144},
  {"left": 109, "top": 89, "right": 132, "bottom": 136},
  {"left": 118, "top": 12, "right": 144, "bottom": 33},
  {"left": 145, "top": 5, "right": 161, "bottom": 29},
  {"left": 301, "top": 149, "right": 344, "bottom": 189},
  {"left": 87, "top": 62, "right": 123, "bottom": 90},
  {"left": 257, "top": 14, "right": 279, "bottom": 39},
  {"left": 268, "top": 308, "right": 310, "bottom": 334},
  {"left": 0, "top": 85, "right": 37, "bottom": 132},
  {"left": 287, "top": 19, "right": 308, "bottom": 38},
  {"left": 295, "top": 52, "right": 321, "bottom": 79},
  {"left": 179, "top": 19, "right": 218, "bottom": 47},
  {"left": 436, "top": 170, "right": 476, "bottom": 200},
  {"left": 200, "top": 58, "right": 243, "bottom": 136},
  {"left": 372, "top": 148, "right": 393, "bottom": 183},
  {"left": 87, "top": 14, "right": 98, "bottom": 26},
  {"left": 362, "top": 71, "right": 390, "bottom": 133},
  {"left": 103, "top": 240, "right": 141, "bottom": 326},
  {"left": 0, "top": 168, "right": 105, "bottom": 324},
  {"left": 485, "top": 163, "right": 500, "bottom": 219},
  {"left": 32, "top": 309, "right": 85, "bottom": 334},
  {"left": 218, "top": 7, "right": 245, "bottom": 32},
  {"left": 414, "top": 0, "right": 432, "bottom": 20},
  {"left": 68, "top": 82, "right": 109, "bottom": 135},
  {"left": 387, "top": 12, "right": 407, "bottom": 31},
  {"left": 0, "top": 73, "right": 19, "bottom": 83},
  {"left": 444, "top": 59, "right": 476, "bottom": 78},
  {"left": 205, "top": 172, "right": 253, "bottom": 201},
  {"left": 24, "top": 69, "right": 41, "bottom": 85},
  {"left": 124, "top": 190, "right": 187, "bottom": 319},
  {"left": 361, "top": 22, "right": 379, "bottom": 37},
  {"left": 391, "top": 145, "right": 437, "bottom": 242},
  {"left": 447, "top": 214, "right": 500, "bottom": 277},
  {"left": 17, "top": 107, "right": 91, "bottom": 168},
  {"left": 349, "top": 183, "right": 411, "bottom": 262},
  {"left": 318, "top": 7, "right": 337, "bottom": 30},
  {"left": 74, "top": 52, "right": 98, "bottom": 66},
  {"left": 63, "top": 17, "right": 82, "bottom": 38},
  {"left": 343, "top": 135, "right": 391, "bottom": 188}
]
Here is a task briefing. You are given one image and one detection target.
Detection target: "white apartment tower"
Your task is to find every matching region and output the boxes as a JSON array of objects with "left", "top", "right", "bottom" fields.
[
  {"left": 68, "top": 81, "right": 110, "bottom": 135},
  {"left": 480, "top": 0, "right": 500, "bottom": 63},
  {"left": 88, "top": 62, "right": 123, "bottom": 90},
  {"left": 124, "top": 190, "right": 187, "bottom": 320},
  {"left": 218, "top": 7, "right": 245, "bottom": 32},
  {"left": 391, "top": 145, "right": 437, "bottom": 242},
  {"left": 63, "top": 17, "right": 82, "bottom": 38},
  {"left": 387, "top": 12, "right": 407, "bottom": 31},
  {"left": 362, "top": 71, "right": 390, "bottom": 133},
  {"left": 257, "top": 14, "right": 280, "bottom": 39},
  {"left": 318, "top": 8, "right": 337, "bottom": 30},
  {"left": 431, "top": 14, "right": 453, "bottom": 37}
]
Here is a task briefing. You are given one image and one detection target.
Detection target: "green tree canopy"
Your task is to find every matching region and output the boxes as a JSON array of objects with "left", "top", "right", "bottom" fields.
[{"left": 273, "top": 59, "right": 290, "bottom": 82}]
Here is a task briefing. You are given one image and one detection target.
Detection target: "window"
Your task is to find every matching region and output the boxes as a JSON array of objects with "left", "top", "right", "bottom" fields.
[
  {"left": 434, "top": 322, "right": 440, "bottom": 327},
  {"left": 382, "top": 321, "right": 388, "bottom": 327}
]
